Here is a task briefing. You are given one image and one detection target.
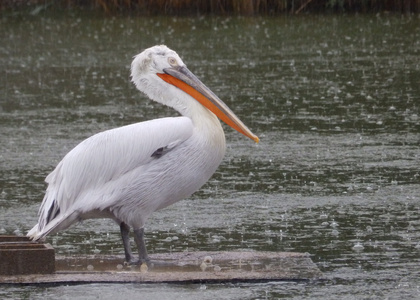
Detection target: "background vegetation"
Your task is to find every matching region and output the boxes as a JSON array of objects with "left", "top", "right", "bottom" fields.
[{"left": 1, "top": 0, "right": 420, "bottom": 14}]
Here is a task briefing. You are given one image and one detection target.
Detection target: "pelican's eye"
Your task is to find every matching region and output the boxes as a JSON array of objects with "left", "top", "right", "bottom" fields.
[{"left": 168, "top": 57, "right": 178, "bottom": 66}]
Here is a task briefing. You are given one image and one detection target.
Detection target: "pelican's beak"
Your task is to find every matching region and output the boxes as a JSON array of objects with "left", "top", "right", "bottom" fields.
[{"left": 157, "top": 65, "right": 259, "bottom": 143}]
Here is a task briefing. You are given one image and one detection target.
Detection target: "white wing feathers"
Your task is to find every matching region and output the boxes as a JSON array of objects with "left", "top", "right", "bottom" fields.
[{"left": 29, "top": 117, "right": 193, "bottom": 239}]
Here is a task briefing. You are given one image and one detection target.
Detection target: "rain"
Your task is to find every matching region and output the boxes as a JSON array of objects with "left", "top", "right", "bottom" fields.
[{"left": 1, "top": 8, "right": 420, "bottom": 299}]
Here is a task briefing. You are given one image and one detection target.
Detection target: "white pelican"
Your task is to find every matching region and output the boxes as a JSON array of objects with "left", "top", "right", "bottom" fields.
[{"left": 27, "top": 45, "right": 259, "bottom": 264}]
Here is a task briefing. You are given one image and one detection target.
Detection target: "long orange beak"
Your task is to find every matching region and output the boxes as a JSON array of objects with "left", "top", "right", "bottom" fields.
[{"left": 157, "top": 65, "right": 259, "bottom": 143}]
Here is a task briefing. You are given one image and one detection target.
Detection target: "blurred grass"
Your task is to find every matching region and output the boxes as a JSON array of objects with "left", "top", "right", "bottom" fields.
[{"left": 1, "top": 0, "right": 420, "bottom": 14}]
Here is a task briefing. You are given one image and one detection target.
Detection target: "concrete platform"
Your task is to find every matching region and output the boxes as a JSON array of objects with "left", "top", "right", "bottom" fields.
[
  {"left": 0, "top": 251, "right": 322, "bottom": 285},
  {"left": 0, "top": 236, "right": 55, "bottom": 276}
]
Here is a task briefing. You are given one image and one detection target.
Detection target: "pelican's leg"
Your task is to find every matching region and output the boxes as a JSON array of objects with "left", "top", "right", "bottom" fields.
[
  {"left": 133, "top": 227, "right": 150, "bottom": 263},
  {"left": 132, "top": 228, "right": 177, "bottom": 267},
  {"left": 120, "top": 222, "right": 136, "bottom": 263}
]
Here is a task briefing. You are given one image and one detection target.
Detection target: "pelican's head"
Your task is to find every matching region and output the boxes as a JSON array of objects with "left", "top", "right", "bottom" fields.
[
  {"left": 131, "top": 45, "right": 259, "bottom": 143},
  {"left": 131, "top": 45, "right": 182, "bottom": 80}
]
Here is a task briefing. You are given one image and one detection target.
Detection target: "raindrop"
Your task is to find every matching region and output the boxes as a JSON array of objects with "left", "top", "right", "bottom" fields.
[
  {"left": 320, "top": 213, "right": 328, "bottom": 219},
  {"left": 140, "top": 263, "right": 148, "bottom": 273},
  {"left": 279, "top": 230, "right": 285, "bottom": 241},
  {"left": 410, "top": 114, "right": 418, "bottom": 121},
  {"left": 200, "top": 262, "right": 207, "bottom": 271},
  {"left": 352, "top": 242, "right": 364, "bottom": 251},
  {"left": 203, "top": 256, "right": 213, "bottom": 264},
  {"left": 211, "top": 237, "right": 221, "bottom": 243}
]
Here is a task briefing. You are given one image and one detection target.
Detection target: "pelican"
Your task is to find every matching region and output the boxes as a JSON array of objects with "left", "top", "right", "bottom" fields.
[{"left": 27, "top": 45, "right": 259, "bottom": 264}]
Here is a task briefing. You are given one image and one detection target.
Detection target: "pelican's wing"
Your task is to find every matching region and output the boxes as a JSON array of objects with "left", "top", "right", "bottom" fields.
[{"left": 33, "top": 116, "right": 193, "bottom": 233}]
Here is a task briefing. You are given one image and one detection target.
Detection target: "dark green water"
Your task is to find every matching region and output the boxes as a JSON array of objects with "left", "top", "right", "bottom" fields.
[{"left": 1, "top": 11, "right": 419, "bottom": 299}]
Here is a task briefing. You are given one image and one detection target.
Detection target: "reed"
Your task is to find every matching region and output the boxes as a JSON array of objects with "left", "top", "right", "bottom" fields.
[{"left": 2, "top": 0, "right": 420, "bottom": 14}]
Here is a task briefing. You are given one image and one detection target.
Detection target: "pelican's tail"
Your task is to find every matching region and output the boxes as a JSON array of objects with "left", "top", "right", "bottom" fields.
[
  {"left": 27, "top": 224, "right": 45, "bottom": 241},
  {"left": 26, "top": 211, "right": 79, "bottom": 242}
]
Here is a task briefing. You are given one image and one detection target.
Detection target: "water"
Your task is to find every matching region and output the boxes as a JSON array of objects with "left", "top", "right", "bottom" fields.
[{"left": 1, "top": 11, "right": 420, "bottom": 299}]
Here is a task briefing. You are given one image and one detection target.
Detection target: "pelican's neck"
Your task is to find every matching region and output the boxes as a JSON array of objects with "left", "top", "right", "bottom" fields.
[
  {"left": 135, "top": 74, "right": 226, "bottom": 147},
  {"left": 185, "top": 99, "right": 226, "bottom": 149}
]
